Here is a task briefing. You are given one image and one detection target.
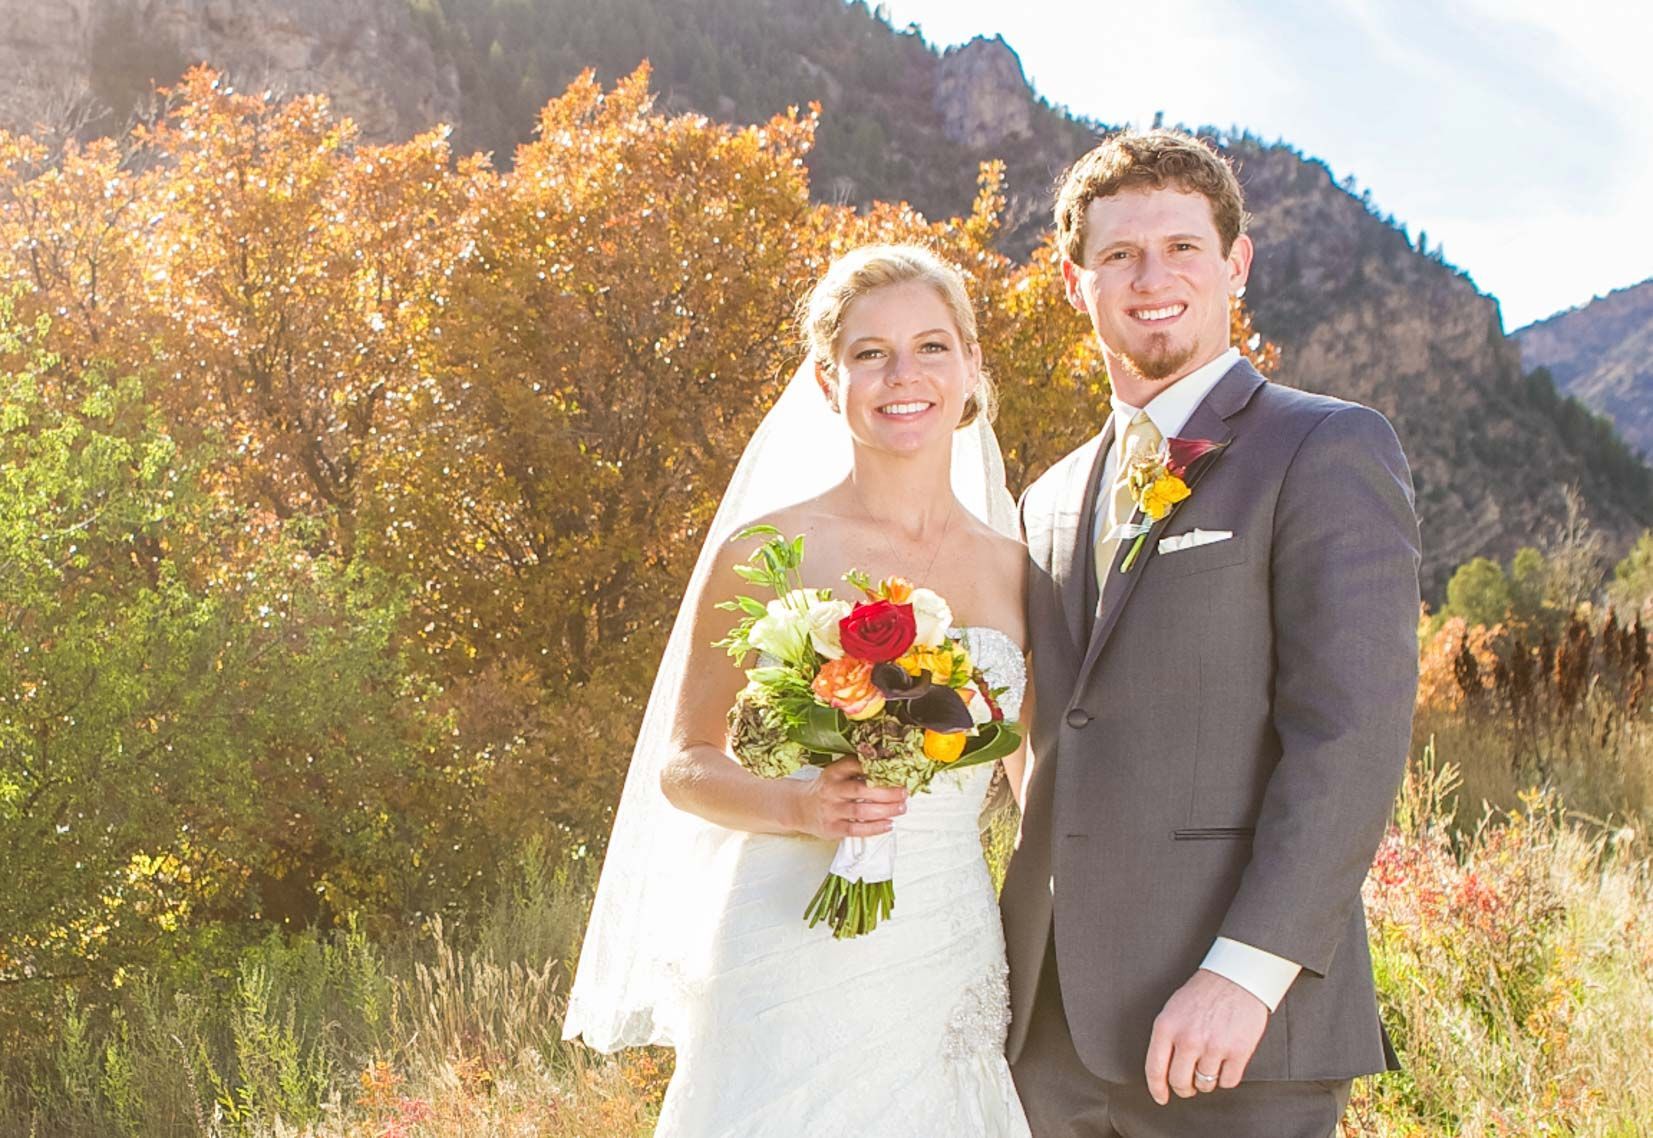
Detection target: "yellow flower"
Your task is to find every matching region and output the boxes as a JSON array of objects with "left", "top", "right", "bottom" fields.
[
  {"left": 1140, "top": 474, "right": 1190, "bottom": 520},
  {"left": 897, "top": 643, "right": 972, "bottom": 687},
  {"left": 923, "top": 729, "right": 967, "bottom": 763}
]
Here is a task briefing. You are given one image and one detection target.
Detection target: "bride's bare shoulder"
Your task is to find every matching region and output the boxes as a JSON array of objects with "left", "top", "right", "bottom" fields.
[
  {"left": 720, "top": 497, "right": 840, "bottom": 549},
  {"left": 956, "top": 514, "right": 1029, "bottom": 580}
]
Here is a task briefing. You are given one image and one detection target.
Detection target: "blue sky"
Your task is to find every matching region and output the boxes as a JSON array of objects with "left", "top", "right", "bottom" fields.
[{"left": 879, "top": 0, "right": 1653, "bottom": 330}]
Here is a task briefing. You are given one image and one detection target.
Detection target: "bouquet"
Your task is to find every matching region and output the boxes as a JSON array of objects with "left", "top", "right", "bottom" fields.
[{"left": 715, "top": 526, "right": 1022, "bottom": 938}]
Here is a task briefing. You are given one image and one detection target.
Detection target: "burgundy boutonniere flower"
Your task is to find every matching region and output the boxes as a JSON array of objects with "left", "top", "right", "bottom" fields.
[
  {"left": 1166, "top": 436, "right": 1226, "bottom": 478},
  {"left": 1119, "top": 435, "right": 1230, "bottom": 573}
]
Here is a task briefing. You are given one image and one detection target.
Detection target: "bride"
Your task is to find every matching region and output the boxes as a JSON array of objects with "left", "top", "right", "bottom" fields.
[{"left": 564, "top": 244, "right": 1033, "bottom": 1136}]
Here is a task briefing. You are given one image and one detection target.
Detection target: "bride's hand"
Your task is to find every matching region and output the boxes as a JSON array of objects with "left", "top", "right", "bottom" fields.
[{"left": 793, "top": 757, "right": 907, "bottom": 839}]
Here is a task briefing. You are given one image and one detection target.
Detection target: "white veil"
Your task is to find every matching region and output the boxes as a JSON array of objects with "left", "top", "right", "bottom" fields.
[{"left": 562, "top": 360, "right": 1018, "bottom": 1052}]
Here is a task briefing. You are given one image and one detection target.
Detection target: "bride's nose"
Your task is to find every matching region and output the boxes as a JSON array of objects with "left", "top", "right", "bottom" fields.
[{"left": 885, "top": 348, "right": 924, "bottom": 385}]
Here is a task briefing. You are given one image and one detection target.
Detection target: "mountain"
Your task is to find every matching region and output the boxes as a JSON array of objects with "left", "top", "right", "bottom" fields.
[
  {"left": 1516, "top": 280, "right": 1653, "bottom": 457},
  {"left": 2, "top": 0, "right": 1649, "bottom": 597},
  {"left": 0, "top": 0, "right": 459, "bottom": 143}
]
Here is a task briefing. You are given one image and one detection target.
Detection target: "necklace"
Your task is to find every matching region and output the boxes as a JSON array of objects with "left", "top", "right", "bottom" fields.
[{"left": 849, "top": 479, "right": 960, "bottom": 586}]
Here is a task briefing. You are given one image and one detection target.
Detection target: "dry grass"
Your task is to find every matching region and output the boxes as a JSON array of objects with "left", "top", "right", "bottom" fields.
[{"left": 8, "top": 737, "right": 1653, "bottom": 1136}]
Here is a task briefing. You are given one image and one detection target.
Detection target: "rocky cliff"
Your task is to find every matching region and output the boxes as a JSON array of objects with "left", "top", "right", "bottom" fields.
[
  {"left": 935, "top": 35, "right": 1033, "bottom": 150},
  {"left": 1517, "top": 279, "right": 1653, "bottom": 456},
  {"left": 0, "top": 0, "right": 458, "bottom": 142},
  {"left": 3, "top": 0, "right": 1646, "bottom": 596},
  {"left": 1229, "top": 142, "right": 1650, "bottom": 593}
]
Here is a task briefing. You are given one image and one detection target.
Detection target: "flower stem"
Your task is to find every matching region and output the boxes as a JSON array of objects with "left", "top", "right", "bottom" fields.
[{"left": 1120, "top": 532, "right": 1147, "bottom": 573}]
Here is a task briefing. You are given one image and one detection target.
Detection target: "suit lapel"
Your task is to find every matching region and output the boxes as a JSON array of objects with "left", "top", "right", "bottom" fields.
[
  {"left": 1075, "top": 361, "right": 1266, "bottom": 692},
  {"left": 1048, "top": 426, "right": 1111, "bottom": 657}
]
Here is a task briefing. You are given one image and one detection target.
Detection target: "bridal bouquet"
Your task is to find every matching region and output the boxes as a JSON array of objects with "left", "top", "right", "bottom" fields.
[{"left": 715, "top": 526, "right": 1022, "bottom": 939}]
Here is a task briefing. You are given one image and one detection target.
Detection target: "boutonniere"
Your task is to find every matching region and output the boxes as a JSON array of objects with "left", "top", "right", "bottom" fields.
[{"left": 1119, "top": 436, "right": 1229, "bottom": 572}]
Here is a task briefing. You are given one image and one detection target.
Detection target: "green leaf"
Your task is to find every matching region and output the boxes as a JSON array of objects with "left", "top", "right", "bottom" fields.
[
  {"left": 737, "top": 595, "right": 768, "bottom": 617},
  {"left": 950, "top": 722, "right": 1023, "bottom": 770},
  {"left": 734, "top": 524, "right": 783, "bottom": 541},
  {"left": 789, "top": 704, "right": 855, "bottom": 755}
]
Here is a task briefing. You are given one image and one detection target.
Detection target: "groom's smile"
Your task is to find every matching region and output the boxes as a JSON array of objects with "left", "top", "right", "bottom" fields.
[{"left": 1128, "top": 302, "right": 1187, "bottom": 325}]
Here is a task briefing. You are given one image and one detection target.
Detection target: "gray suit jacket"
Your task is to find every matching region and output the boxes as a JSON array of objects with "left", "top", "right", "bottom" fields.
[{"left": 1004, "top": 359, "right": 1419, "bottom": 1083}]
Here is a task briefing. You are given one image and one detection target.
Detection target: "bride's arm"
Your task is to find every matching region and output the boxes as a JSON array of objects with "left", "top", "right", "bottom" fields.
[
  {"left": 658, "top": 531, "right": 907, "bottom": 839},
  {"left": 1000, "top": 668, "right": 1032, "bottom": 812}
]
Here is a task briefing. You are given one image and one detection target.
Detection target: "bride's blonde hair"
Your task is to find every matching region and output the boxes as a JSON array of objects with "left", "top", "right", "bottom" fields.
[{"left": 799, "top": 244, "right": 997, "bottom": 428}]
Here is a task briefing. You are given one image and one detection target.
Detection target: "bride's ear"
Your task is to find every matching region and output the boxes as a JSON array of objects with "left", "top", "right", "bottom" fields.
[{"left": 813, "top": 359, "right": 841, "bottom": 413}]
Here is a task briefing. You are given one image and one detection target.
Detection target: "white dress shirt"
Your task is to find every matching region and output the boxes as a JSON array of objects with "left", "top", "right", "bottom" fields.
[{"left": 1090, "top": 347, "right": 1302, "bottom": 1013}]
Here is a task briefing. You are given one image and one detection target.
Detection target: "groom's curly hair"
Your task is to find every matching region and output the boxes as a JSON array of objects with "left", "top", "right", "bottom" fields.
[{"left": 1054, "top": 129, "right": 1247, "bottom": 263}]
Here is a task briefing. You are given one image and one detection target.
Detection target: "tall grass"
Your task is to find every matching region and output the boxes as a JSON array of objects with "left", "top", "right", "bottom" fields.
[
  {"left": 1346, "top": 741, "right": 1653, "bottom": 1136},
  {"left": 0, "top": 844, "right": 664, "bottom": 1138},
  {"left": 8, "top": 740, "right": 1652, "bottom": 1136}
]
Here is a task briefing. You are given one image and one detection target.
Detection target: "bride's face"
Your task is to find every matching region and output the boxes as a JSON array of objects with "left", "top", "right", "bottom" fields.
[{"left": 821, "top": 281, "right": 981, "bottom": 457}]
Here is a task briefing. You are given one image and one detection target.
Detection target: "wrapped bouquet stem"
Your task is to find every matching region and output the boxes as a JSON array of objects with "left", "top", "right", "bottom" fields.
[
  {"left": 716, "top": 527, "right": 1022, "bottom": 939},
  {"left": 806, "top": 832, "right": 897, "bottom": 937}
]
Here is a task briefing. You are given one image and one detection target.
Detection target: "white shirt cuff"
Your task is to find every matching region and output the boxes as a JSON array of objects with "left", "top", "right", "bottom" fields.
[{"left": 1199, "top": 937, "right": 1302, "bottom": 1012}]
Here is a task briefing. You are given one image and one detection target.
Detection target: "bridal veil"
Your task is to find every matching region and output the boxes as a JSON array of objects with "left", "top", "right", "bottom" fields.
[{"left": 563, "top": 359, "right": 1017, "bottom": 1051}]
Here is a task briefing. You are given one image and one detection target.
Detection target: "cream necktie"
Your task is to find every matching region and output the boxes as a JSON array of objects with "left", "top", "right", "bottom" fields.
[{"left": 1094, "top": 410, "right": 1163, "bottom": 591}]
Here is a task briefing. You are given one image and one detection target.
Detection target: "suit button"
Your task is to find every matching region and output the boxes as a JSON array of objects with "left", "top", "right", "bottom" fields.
[{"left": 1065, "top": 708, "right": 1092, "bottom": 729}]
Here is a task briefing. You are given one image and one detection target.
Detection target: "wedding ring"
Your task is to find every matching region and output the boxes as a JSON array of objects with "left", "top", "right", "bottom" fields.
[{"left": 1193, "top": 1069, "right": 1218, "bottom": 1086}]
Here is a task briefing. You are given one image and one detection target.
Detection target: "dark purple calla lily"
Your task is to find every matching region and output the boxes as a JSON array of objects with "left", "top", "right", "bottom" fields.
[
  {"left": 1166, "top": 436, "right": 1227, "bottom": 478},
  {"left": 897, "top": 686, "right": 975, "bottom": 733},
  {"left": 872, "top": 663, "right": 973, "bottom": 732},
  {"left": 871, "top": 662, "right": 933, "bottom": 701}
]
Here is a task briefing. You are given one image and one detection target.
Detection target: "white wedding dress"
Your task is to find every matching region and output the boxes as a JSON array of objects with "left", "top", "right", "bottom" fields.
[{"left": 654, "top": 626, "right": 1032, "bottom": 1137}]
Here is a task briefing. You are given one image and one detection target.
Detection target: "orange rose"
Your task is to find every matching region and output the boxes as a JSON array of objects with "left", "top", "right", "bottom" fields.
[
  {"left": 923, "top": 729, "right": 967, "bottom": 763},
  {"left": 812, "top": 657, "right": 887, "bottom": 721}
]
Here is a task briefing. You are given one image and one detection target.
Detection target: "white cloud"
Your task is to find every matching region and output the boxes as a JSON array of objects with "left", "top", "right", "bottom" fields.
[{"left": 879, "top": 0, "right": 1653, "bottom": 327}]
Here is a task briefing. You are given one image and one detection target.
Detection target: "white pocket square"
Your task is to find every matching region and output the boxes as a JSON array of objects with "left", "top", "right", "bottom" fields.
[{"left": 1158, "top": 529, "right": 1233, "bottom": 555}]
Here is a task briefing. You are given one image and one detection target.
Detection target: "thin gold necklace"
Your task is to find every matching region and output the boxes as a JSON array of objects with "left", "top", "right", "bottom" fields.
[{"left": 850, "top": 480, "right": 959, "bottom": 586}]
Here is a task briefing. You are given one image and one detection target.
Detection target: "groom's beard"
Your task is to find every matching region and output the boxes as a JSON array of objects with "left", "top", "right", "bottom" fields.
[{"left": 1121, "top": 333, "right": 1198, "bottom": 383}]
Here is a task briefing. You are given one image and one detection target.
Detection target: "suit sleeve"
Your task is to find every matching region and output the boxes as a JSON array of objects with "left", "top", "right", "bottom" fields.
[{"left": 1217, "top": 404, "right": 1420, "bottom": 975}]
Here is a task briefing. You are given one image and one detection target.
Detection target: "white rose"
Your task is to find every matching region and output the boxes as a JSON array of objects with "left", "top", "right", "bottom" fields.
[
  {"left": 748, "top": 597, "right": 814, "bottom": 663},
  {"left": 908, "top": 587, "right": 953, "bottom": 648},
  {"left": 804, "top": 598, "right": 853, "bottom": 659},
  {"left": 965, "top": 687, "right": 993, "bottom": 726}
]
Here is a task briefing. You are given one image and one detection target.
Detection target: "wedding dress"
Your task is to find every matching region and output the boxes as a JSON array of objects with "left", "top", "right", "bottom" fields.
[
  {"left": 561, "top": 358, "right": 1028, "bottom": 1134},
  {"left": 653, "top": 626, "right": 1031, "bottom": 1138}
]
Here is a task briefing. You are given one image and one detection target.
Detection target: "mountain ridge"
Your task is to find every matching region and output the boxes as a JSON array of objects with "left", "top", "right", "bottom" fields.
[
  {"left": 1516, "top": 279, "right": 1653, "bottom": 458},
  {"left": 1, "top": 0, "right": 1648, "bottom": 597}
]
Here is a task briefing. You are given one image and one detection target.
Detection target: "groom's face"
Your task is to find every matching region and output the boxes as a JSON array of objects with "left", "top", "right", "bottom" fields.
[{"left": 1061, "top": 186, "right": 1252, "bottom": 404}]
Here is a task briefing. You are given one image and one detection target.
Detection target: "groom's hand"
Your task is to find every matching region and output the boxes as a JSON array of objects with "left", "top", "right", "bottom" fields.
[{"left": 1144, "top": 969, "right": 1269, "bottom": 1105}]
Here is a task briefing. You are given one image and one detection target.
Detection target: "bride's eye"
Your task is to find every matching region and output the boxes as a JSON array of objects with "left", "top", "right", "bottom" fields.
[
  {"left": 920, "top": 341, "right": 949, "bottom": 353},
  {"left": 854, "top": 347, "right": 885, "bottom": 361}
]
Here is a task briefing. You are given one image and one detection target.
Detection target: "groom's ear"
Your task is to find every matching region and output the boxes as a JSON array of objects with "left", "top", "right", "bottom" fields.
[
  {"left": 1226, "top": 234, "right": 1254, "bottom": 294},
  {"left": 1060, "top": 258, "right": 1086, "bottom": 312}
]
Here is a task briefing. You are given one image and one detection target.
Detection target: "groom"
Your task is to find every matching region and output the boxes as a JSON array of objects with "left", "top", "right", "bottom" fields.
[{"left": 1003, "top": 129, "right": 1420, "bottom": 1136}]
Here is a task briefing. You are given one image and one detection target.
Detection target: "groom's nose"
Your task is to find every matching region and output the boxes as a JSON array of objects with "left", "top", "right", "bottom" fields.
[{"left": 1132, "top": 250, "right": 1174, "bottom": 292}]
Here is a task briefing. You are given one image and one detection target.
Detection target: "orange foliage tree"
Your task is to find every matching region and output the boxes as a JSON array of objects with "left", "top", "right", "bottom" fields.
[{"left": 0, "top": 66, "right": 1280, "bottom": 953}]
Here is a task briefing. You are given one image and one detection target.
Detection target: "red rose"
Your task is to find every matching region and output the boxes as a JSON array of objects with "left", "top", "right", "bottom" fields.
[{"left": 839, "top": 600, "right": 917, "bottom": 663}]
